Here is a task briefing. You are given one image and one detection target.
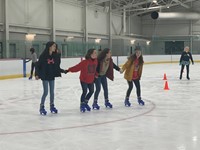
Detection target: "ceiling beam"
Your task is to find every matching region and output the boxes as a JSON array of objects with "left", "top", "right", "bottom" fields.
[
  {"left": 172, "top": 0, "right": 190, "bottom": 8},
  {"left": 112, "top": 0, "right": 152, "bottom": 12},
  {"left": 87, "top": 0, "right": 111, "bottom": 6},
  {"left": 132, "top": 0, "right": 197, "bottom": 16}
]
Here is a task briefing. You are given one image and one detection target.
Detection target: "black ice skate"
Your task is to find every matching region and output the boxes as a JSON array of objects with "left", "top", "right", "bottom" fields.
[
  {"left": 50, "top": 104, "right": 58, "bottom": 114},
  {"left": 124, "top": 98, "right": 131, "bottom": 107},
  {"left": 92, "top": 102, "right": 100, "bottom": 110},
  {"left": 80, "top": 103, "right": 86, "bottom": 113},
  {"left": 85, "top": 103, "right": 91, "bottom": 111},
  {"left": 105, "top": 100, "right": 113, "bottom": 108},
  {"left": 138, "top": 98, "right": 145, "bottom": 106},
  {"left": 40, "top": 105, "right": 47, "bottom": 115}
]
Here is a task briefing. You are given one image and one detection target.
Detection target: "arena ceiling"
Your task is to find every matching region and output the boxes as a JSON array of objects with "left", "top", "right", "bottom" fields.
[{"left": 81, "top": 0, "right": 199, "bottom": 16}]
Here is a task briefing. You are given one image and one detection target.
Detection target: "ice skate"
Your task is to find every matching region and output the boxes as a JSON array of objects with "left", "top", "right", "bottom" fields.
[
  {"left": 50, "top": 104, "right": 58, "bottom": 114},
  {"left": 85, "top": 103, "right": 91, "bottom": 111},
  {"left": 138, "top": 98, "right": 145, "bottom": 106},
  {"left": 92, "top": 102, "right": 100, "bottom": 110},
  {"left": 80, "top": 103, "right": 86, "bottom": 113},
  {"left": 105, "top": 100, "right": 113, "bottom": 108},
  {"left": 40, "top": 105, "right": 47, "bottom": 115},
  {"left": 124, "top": 98, "right": 131, "bottom": 107}
]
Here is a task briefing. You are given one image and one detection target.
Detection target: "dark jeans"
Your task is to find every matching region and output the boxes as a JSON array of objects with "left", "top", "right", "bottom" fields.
[
  {"left": 180, "top": 64, "right": 189, "bottom": 78},
  {"left": 30, "top": 62, "right": 36, "bottom": 77},
  {"left": 126, "top": 80, "right": 141, "bottom": 99},
  {"left": 40, "top": 80, "right": 55, "bottom": 106},
  {"left": 94, "top": 75, "right": 108, "bottom": 101},
  {"left": 80, "top": 82, "right": 94, "bottom": 103}
]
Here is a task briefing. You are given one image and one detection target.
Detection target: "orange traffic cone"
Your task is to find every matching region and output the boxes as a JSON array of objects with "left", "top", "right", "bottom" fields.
[
  {"left": 164, "top": 81, "right": 169, "bottom": 90},
  {"left": 163, "top": 73, "right": 167, "bottom": 80}
]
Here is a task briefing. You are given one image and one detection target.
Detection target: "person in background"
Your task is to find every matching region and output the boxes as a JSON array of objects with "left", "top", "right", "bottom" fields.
[
  {"left": 35, "top": 41, "right": 66, "bottom": 115},
  {"left": 93, "top": 48, "right": 121, "bottom": 110},
  {"left": 65, "top": 49, "right": 98, "bottom": 113},
  {"left": 179, "top": 46, "right": 194, "bottom": 80},
  {"left": 120, "top": 48, "right": 145, "bottom": 107},
  {"left": 29, "top": 48, "right": 37, "bottom": 80},
  {"left": 98, "top": 48, "right": 102, "bottom": 53}
]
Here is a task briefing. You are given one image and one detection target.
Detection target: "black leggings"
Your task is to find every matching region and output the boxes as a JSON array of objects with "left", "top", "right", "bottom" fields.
[
  {"left": 30, "top": 62, "right": 36, "bottom": 77},
  {"left": 126, "top": 80, "right": 141, "bottom": 98},
  {"left": 180, "top": 65, "right": 189, "bottom": 77},
  {"left": 80, "top": 82, "right": 94, "bottom": 103}
]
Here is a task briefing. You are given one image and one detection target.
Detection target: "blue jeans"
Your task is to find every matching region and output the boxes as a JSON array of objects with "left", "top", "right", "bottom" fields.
[
  {"left": 94, "top": 75, "right": 108, "bottom": 101},
  {"left": 40, "top": 80, "right": 55, "bottom": 106},
  {"left": 80, "top": 82, "right": 94, "bottom": 103}
]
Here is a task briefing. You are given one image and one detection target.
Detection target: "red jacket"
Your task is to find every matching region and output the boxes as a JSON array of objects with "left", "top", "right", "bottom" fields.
[{"left": 68, "top": 58, "right": 98, "bottom": 84}]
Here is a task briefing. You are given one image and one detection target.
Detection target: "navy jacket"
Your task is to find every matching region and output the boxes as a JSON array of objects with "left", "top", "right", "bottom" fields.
[
  {"left": 36, "top": 53, "right": 62, "bottom": 80},
  {"left": 180, "top": 51, "right": 194, "bottom": 64}
]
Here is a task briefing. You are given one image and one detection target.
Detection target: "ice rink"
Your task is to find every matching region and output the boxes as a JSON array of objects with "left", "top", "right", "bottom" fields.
[{"left": 0, "top": 63, "right": 200, "bottom": 150}]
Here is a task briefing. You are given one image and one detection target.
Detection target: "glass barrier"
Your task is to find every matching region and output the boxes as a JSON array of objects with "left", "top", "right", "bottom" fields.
[{"left": 0, "top": 37, "right": 199, "bottom": 59}]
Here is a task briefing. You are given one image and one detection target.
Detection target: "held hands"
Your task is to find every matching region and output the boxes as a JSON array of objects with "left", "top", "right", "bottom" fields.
[
  {"left": 61, "top": 69, "right": 69, "bottom": 74},
  {"left": 63, "top": 70, "right": 69, "bottom": 74}
]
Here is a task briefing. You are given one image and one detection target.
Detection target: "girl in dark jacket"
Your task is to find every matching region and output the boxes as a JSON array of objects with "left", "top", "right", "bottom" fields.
[
  {"left": 179, "top": 46, "right": 194, "bottom": 80},
  {"left": 66, "top": 49, "right": 98, "bottom": 112},
  {"left": 93, "top": 48, "right": 121, "bottom": 110},
  {"left": 36, "top": 41, "right": 65, "bottom": 115}
]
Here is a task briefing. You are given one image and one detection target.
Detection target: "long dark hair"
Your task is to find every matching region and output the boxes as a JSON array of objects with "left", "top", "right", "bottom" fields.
[
  {"left": 128, "top": 50, "right": 144, "bottom": 65},
  {"left": 97, "top": 48, "right": 110, "bottom": 62},
  {"left": 40, "top": 41, "right": 55, "bottom": 58},
  {"left": 53, "top": 43, "right": 60, "bottom": 54},
  {"left": 85, "top": 48, "right": 96, "bottom": 60}
]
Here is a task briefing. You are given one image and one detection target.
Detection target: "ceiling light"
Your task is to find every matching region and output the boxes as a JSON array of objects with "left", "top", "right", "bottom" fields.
[
  {"left": 25, "top": 34, "right": 36, "bottom": 41},
  {"left": 146, "top": 41, "right": 151, "bottom": 45},
  {"left": 153, "top": 0, "right": 157, "bottom": 3},
  {"left": 95, "top": 38, "right": 101, "bottom": 43},
  {"left": 130, "top": 40, "right": 135, "bottom": 45}
]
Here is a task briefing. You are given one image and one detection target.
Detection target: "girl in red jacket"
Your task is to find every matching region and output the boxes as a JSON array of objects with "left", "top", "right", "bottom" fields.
[{"left": 66, "top": 49, "right": 98, "bottom": 112}]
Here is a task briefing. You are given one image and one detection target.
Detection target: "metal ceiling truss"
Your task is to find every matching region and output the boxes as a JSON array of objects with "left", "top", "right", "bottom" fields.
[{"left": 85, "top": 0, "right": 198, "bottom": 16}]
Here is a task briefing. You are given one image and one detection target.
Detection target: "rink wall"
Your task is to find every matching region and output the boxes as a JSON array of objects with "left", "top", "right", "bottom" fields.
[{"left": 0, "top": 55, "right": 200, "bottom": 80}]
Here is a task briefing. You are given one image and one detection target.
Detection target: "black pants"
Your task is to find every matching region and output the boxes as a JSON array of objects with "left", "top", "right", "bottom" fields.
[
  {"left": 30, "top": 62, "right": 36, "bottom": 77},
  {"left": 126, "top": 80, "right": 141, "bottom": 99},
  {"left": 80, "top": 82, "right": 94, "bottom": 103},
  {"left": 180, "top": 64, "right": 189, "bottom": 78}
]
